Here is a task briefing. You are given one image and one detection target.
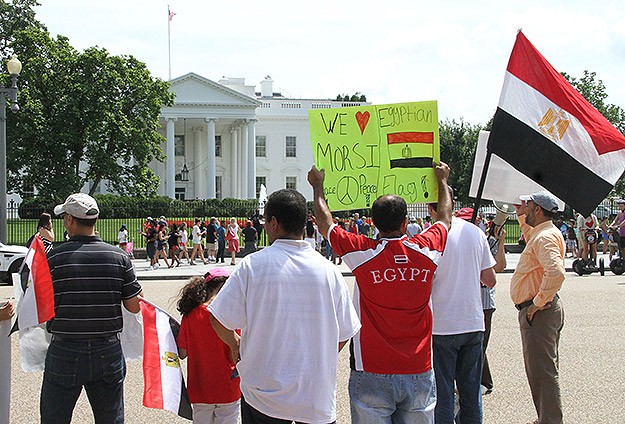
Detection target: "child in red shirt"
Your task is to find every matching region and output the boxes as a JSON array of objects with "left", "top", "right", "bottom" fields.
[{"left": 176, "top": 268, "right": 241, "bottom": 423}]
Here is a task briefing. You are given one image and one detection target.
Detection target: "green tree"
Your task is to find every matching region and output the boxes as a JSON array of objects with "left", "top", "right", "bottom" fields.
[
  {"left": 438, "top": 119, "right": 484, "bottom": 203},
  {"left": 562, "top": 70, "right": 625, "bottom": 195},
  {"left": 4, "top": 17, "right": 173, "bottom": 200}
]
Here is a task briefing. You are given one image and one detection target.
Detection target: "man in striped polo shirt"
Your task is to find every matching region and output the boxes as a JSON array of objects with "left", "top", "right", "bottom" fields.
[
  {"left": 40, "top": 193, "right": 143, "bottom": 424},
  {"left": 309, "top": 162, "right": 452, "bottom": 424}
]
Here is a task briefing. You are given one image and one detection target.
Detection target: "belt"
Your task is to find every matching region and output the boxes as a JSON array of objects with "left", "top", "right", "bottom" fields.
[
  {"left": 515, "top": 293, "right": 559, "bottom": 311},
  {"left": 51, "top": 333, "right": 120, "bottom": 343}
]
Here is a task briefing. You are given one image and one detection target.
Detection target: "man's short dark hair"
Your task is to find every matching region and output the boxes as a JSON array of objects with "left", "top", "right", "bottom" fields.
[
  {"left": 371, "top": 195, "right": 407, "bottom": 233},
  {"left": 265, "top": 189, "right": 307, "bottom": 235}
]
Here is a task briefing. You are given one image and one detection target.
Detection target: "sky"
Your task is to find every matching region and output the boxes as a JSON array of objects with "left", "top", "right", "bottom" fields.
[{"left": 34, "top": 0, "right": 625, "bottom": 124}]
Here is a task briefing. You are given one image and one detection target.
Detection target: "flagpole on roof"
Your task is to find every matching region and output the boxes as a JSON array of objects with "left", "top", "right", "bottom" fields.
[{"left": 167, "top": 5, "right": 173, "bottom": 81}]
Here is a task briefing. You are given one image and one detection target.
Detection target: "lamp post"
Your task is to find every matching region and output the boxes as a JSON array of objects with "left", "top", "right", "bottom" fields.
[{"left": 0, "top": 55, "right": 22, "bottom": 244}]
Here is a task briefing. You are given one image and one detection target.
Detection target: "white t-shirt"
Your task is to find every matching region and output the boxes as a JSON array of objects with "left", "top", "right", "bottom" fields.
[
  {"left": 180, "top": 229, "right": 188, "bottom": 244},
  {"left": 117, "top": 230, "right": 128, "bottom": 244},
  {"left": 192, "top": 225, "right": 201, "bottom": 244},
  {"left": 209, "top": 239, "right": 360, "bottom": 424},
  {"left": 431, "top": 218, "right": 496, "bottom": 335}
]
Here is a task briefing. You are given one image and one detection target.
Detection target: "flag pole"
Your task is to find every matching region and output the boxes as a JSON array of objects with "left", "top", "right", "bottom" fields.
[
  {"left": 167, "top": 5, "right": 172, "bottom": 81},
  {"left": 471, "top": 149, "right": 493, "bottom": 224}
]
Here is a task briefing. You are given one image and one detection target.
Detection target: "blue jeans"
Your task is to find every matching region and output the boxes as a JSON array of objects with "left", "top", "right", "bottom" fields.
[
  {"left": 349, "top": 369, "right": 436, "bottom": 424},
  {"left": 432, "top": 331, "right": 484, "bottom": 424},
  {"left": 40, "top": 337, "right": 126, "bottom": 424}
]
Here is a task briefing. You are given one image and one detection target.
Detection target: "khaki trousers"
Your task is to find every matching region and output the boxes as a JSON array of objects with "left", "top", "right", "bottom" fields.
[{"left": 518, "top": 296, "right": 564, "bottom": 424}]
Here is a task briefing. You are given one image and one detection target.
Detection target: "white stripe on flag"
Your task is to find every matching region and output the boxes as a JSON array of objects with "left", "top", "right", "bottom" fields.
[
  {"left": 17, "top": 248, "right": 37, "bottom": 330},
  {"left": 155, "top": 308, "right": 183, "bottom": 414},
  {"left": 499, "top": 72, "right": 625, "bottom": 185}
]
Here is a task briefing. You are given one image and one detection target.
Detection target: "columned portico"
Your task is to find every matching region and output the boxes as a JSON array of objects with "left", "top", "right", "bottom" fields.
[
  {"left": 239, "top": 124, "right": 246, "bottom": 198},
  {"left": 206, "top": 117, "right": 217, "bottom": 198},
  {"left": 246, "top": 119, "right": 257, "bottom": 199},
  {"left": 165, "top": 117, "right": 177, "bottom": 199},
  {"left": 230, "top": 126, "right": 238, "bottom": 197}
]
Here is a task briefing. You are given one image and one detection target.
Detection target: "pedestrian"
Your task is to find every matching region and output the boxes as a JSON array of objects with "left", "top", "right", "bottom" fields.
[
  {"left": 428, "top": 206, "right": 500, "bottom": 423},
  {"left": 155, "top": 222, "right": 171, "bottom": 268},
  {"left": 250, "top": 208, "right": 264, "bottom": 241},
  {"left": 176, "top": 268, "right": 241, "bottom": 423},
  {"left": 190, "top": 218, "right": 207, "bottom": 266},
  {"left": 168, "top": 223, "right": 182, "bottom": 268},
  {"left": 513, "top": 191, "right": 565, "bottom": 424},
  {"left": 216, "top": 220, "right": 227, "bottom": 264},
  {"left": 41, "top": 193, "right": 143, "bottom": 424},
  {"left": 308, "top": 162, "right": 452, "bottom": 423},
  {"left": 226, "top": 218, "right": 240, "bottom": 266},
  {"left": 406, "top": 215, "right": 422, "bottom": 237},
  {"left": 209, "top": 189, "right": 360, "bottom": 424},
  {"left": 304, "top": 219, "right": 316, "bottom": 250},
  {"left": 140, "top": 218, "right": 158, "bottom": 270},
  {"left": 26, "top": 212, "right": 55, "bottom": 253},
  {"left": 117, "top": 224, "right": 128, "bottom": 253},
  {"left": 241, "top": 221, "right": 257, "bottom": 257},
  {"left": 206, "top": 217, "right": 218, "bottom": 263},
  {"left": 179, "top": 222, "right": 191, "bottom": 263}
]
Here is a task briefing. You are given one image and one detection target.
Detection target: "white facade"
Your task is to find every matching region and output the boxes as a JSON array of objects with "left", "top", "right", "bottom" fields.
[{"left": 157, "top": 74, "right": 368, "bottom": 200}]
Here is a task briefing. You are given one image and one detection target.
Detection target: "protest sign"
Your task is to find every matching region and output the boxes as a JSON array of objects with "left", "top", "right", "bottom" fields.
[{"left": 309, "top": 101, "right": 439, "bottom": 210}]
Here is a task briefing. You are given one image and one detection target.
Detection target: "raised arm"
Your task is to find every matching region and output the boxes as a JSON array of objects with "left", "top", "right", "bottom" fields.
[
  {"left": 308, "top": 166, "right": 334, "bottom": 239},
  {"left": 434, "top": 161, "right": 452, "bottom": 229}
]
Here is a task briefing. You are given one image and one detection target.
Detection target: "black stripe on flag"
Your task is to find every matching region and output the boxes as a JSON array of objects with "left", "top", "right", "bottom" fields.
[
  {"left": 168, "top": 315, "right": 193, "bottom": 420},
  {"left": 389, "top": 157, "right": 432, "bottom": 169},
  {"left": 488, "top": 108, "right": 612, "bottom": 216}
]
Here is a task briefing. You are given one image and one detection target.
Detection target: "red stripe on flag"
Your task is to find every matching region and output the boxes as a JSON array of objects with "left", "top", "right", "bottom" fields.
[
  {"left": 506, "top": 31, "right": 625, "bottom": 155},
  {"left": 387, "top": 132, "right": 434, "bottom": 145},
  {"left": 140, "top": 300, "right": 164, "bottom": 410},
  {"left": 31, "top": 237, "right": 54, "bottom": 323}
]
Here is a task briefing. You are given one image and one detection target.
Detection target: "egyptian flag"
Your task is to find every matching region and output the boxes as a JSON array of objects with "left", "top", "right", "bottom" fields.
[
  {"left": 15, "top": 236, "right": 55, "bottom": 331},
  {"left": 139, "top": 298, "right": 193, "bottom": 420},
  {"left": 488, "top": 31, "right": 625, "bottom": 216},
  {"left": 387, "top": 132, "right": 434, "bottom": 169}
]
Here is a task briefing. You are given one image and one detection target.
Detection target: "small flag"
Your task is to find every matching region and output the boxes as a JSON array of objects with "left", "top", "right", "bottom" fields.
[
  {"left": 16, "top": 237, "right": 54, "bottom": 331},
  {"left": 487, "top": 31, "right": 625, "bottom": 216},
  {"left": 387, "top": 132, "right": 434, "bottom": 169},
  {"left": 168, "top": 6, "right": 176, "bottom": 22},
  {"left": 139, "top": 298, "right": 192, "bottom": 420}
]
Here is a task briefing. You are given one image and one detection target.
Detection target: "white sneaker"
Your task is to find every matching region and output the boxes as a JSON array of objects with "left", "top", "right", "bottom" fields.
[
  {"left": 146, "top": 265, "right": 153, "bottom": 271},
  {"left": 153, "top": 263, "right": 160, "bottom": 270}
]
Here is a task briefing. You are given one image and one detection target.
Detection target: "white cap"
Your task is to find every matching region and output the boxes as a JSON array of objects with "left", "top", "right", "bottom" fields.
[{"left": 54, "top": 193, "right": 100, "bottom": 219}]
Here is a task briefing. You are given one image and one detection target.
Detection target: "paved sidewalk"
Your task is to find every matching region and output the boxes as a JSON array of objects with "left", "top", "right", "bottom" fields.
[{"left": 133, "top": 250, "right": 591, "bottom": 280}]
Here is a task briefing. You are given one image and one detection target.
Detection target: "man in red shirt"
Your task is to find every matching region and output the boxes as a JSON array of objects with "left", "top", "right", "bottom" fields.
[{"left": 308, "top": 162, "right": 452, "bottom": 423}]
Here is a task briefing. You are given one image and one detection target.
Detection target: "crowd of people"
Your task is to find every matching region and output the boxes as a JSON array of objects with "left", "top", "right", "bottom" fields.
[{"left": 0, "top": 160, "right": 588, "bottom": 424}]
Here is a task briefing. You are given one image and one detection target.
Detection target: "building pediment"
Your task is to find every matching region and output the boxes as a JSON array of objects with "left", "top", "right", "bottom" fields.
[{"left": 168, "top": 73, "right": 260, "bottom": 108}]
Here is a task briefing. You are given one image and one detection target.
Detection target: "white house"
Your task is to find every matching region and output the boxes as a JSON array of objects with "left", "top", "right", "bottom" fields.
[{"left": 155, "top": 74, "right": 368, "bottom": 201}]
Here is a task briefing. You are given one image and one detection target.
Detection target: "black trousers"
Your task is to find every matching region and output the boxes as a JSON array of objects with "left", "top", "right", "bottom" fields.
[
  {"left": 481, "top": 308, "right": 495, "bottom": 389},
  {"left": 240, "top": 396, "right": 335, "bottom": 424}
]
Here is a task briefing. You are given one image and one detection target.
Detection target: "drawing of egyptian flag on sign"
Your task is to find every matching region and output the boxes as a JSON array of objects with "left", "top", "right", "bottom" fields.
[{"left": 387, "top": 132, "right": 434, "bottom": 169}]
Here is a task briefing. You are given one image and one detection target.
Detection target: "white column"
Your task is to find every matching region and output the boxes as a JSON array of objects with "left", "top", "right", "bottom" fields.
[
  {"left": 193, "top": 126, "right": 203, "bottom": 198},
  {"left": 230, "top": 126, "right": 237, "bottom": 197},
  {"left": 206, "top": 118, "right": 217, "bottom": 198},
  {"left": 240, "top": 124, "right": 247, "bottom": 199},
  {"left": 246, "top": 119, "right": 257, "bottom": 199},
  {"left": 165, "top": 117, "right": 177, "bottom": 199}
]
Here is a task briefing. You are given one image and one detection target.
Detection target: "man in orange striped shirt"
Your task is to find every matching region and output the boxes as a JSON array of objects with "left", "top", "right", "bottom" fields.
[{"left": 512, "top": 191, "right": 565, "bottom": 424}]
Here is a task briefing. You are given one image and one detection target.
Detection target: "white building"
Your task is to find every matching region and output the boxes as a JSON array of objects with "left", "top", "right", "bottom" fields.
[{"left": 156, "top": 73, "right": 368, "bottom": 200}]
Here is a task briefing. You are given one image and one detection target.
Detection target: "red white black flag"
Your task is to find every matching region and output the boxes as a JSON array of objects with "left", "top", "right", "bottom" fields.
[
  {"left": 139, "top": 298, "right": 193, "bottom": 420},
  {"left": 487, "top": 31, "right": 625, "bottom": 216}
]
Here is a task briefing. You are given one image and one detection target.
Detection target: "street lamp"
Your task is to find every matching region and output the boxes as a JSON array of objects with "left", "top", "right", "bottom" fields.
[{"left": 0, "top": 55, "right": 22, "bottom": 244}]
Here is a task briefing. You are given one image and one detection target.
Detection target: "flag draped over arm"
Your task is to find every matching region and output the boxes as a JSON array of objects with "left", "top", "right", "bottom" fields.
[
  {"left": 486, "top": 31, "right": 625, "bottom": 216},
  {"left": 139, "top": 298, "right": 193, "bottom": 420}
]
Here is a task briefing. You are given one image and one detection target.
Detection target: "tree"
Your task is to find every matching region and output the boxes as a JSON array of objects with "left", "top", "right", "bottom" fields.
[
  {"left": 562, "top": 70, "right": 625, "bottom": 195},
  {"left": 438, "top": 119, "right": 484, "bottom": 203},
  {"left": 335, "top": 92, "right": 367, "bottom": 102},
  {"left": 3, "top": 11, "right": 173, "bottom": 200}
]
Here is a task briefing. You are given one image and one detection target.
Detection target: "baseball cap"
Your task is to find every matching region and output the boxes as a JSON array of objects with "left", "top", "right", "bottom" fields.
[
  {"left": 54, "top": 193, "right": 100, "bottom": 219},
  {"left": 204, "top": 268, "right": 230, "bottom": 283},
  {"left": 455, "top": 207, "right": 474, "bottom": 221},
  {"left": 519, "top": 191, "right": 559, "bottom": 213},
  {"left": 616, "top": 199, "right": 625, "bottom": 205}
]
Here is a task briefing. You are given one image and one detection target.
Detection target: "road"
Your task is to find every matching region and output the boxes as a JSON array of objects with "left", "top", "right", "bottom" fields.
[{"left": 2, "top": 264, "right": 625, "bottom": 422}]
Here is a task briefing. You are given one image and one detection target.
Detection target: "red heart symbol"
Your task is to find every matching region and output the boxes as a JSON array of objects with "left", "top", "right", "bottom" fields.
[{"left": 355, "top": 111, "right": 370, "bottom": 135}]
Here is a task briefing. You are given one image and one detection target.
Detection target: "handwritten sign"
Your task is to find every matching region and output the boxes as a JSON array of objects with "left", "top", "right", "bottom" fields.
[{"left": 309, "top": 101, "right": 440, "bottom": 210}]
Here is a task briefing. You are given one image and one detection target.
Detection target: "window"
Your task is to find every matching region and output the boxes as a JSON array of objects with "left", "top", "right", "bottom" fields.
[
  {"left": 174, "top": 135, "right": 185, "bottom": 156},
  {"left": 215, "top": 176, "right": 222, "bottom": 200},
  {"left": 256, "top": 176, "right": 266, "bottom": 198},
  {"left": 215, "top": 135, "right": 222, "bottom": 157},
  {"left": 286, "top": 176, "right": 297, "bottom": 190},
  {"left": 285, "top": 136, "right": 296, "bottom": 157},
  {"left": 256, "top": 135, "right": 267, "bottom": 157},
  {"left": 175, "top": 187, "right": 186, "bottom": 201}
]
